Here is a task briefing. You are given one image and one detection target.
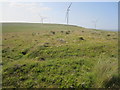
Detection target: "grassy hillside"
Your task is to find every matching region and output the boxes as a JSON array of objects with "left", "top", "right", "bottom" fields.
[{"left": 2, "top": 23, "right": 119, "bottom": 88}]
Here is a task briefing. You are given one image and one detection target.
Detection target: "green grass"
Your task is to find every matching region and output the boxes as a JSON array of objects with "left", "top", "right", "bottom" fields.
[{"left": 2, "top": 23, "right": 118, "bottom": 88}]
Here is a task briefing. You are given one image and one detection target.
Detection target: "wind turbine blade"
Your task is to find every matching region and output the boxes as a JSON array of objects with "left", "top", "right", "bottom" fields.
[{"left": 67, "top": 3, "right": 72, "bottom": 9}]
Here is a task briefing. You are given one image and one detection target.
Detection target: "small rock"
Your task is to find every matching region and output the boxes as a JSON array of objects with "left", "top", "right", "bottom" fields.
[
  {"left": 57, "top": 39, "right": 66, "bottom": 43},
  {"left": 79, "top": 37, "right": 84, "bottom": 40},
  {"left": 7, "top": 56, "right": 11, "bottom": 58},
  {"left": 19, "top": 44, "right": 22, "bottom": 46},
  {"left": 12, "top": 49, "right": 14, "bottom": 52},
  {"left": 39, "top": 58, "right": 45, "bottom": 61},
  {"left": 61, "top": 31, "right": 64, "bottom": 33},
  {"left": 50, "top": 31, "right": 55, "bottom": 35},
  {"left": 21, "top": 51, "right": 27, "bottom": 55},
  {"left": 107, "top": 34, "right": 111, "bottom": 36},
  {"left": 113, "top": 38, "right": 117, "bottom": 39},
  {"left": 44, "top": 43, "right": 49, "bottom": 45},
  {"left": 43, "top": 42, "right": 49, "bottom": 47},
  {"left": 65, "top": 31, "right": 70, "bottom": 34}
]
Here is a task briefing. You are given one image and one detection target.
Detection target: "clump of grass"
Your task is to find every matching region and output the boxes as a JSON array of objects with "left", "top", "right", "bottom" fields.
[
  {"left": 103, "top": 74, "right": 120, "bottom": 88},
  {"left": 92, "top": 56, "right": 118, "bottom": 88}
]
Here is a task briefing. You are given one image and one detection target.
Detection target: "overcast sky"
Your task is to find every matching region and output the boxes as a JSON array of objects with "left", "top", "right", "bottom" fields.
[{"left": 0, "top": 1, "right": 118, "bottom": 31}]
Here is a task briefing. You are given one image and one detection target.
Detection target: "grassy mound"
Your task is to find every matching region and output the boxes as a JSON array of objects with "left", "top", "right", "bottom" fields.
[{"left": 2, "top": 23, "right": 118, "bottom": 88}]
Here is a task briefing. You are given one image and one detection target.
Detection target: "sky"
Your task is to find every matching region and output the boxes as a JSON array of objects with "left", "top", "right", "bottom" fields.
[{"left": 0, "top": 1, "right": 118, "bottom": 31}]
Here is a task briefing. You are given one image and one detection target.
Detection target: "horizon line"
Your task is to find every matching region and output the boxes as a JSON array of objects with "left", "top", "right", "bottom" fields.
[{"left": 1, "top": 21, "right": 118, "bottom": 31}]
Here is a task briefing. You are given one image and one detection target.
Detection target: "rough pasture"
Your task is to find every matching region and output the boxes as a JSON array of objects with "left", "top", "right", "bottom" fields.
[{"left": 2, "top": 23, "right": 119, "bottom": 88}]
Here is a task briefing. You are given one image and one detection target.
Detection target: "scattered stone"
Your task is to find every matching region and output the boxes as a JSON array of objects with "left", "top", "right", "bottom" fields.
[
  {"left": 7, "top": 56, "right": 11, "bottom": 58},
  {"left": 21, "top": 51, "right": 27, "bottom": 55},
  {"left": 68, "top": 30, "right": 70, "bottom": 32},
  {"left": 19, "top": 44, "right": 22, "bottom": 46},
  {"left": 39, "top": 58, "right": 45, "bottom": 61},
  {"left": 107, "top": 34, "right": 111, "bottom": 36},
  {"left": 47, "top": 52, "right": 50, "bottom": 54},
  {"left": 50, "top": 31, "right": 55, "bottom": 35},
  {"left": 20, "top": 77, "right": 26, "bottom": 81},
  {"left": 22, "top": 64, "right": 26, "bottom": 66},
  {"left": 2, "top": 50, "right": 6, "bottom": 53},
  {"left": 61, "top": 31, "right": 64, "bottom": 33},
  {"left": 79, "top": 37, "right": 84, "bottom": 40},
  {"left": 0, "top": 44, "right": 3, "bottom": 46},
  {"left": 113, "top": 38, "right": 117, "bottom": 39},
  {"left": 43, "top": 42, "right": 49, "bottom": 47},
  {"left": 44, "top": 43, "right": 49, "bottom": 45},
  {"left": 57, "top": 38, "right": 66, "bottom": 43},
  {"left": 44, "top": 45, "right": 49, "bottom": 47},
  {"left": 12, "top": 49, "right": 14, "bottom": 52},
  {"left": 66, "top": 31, "right": 70, "bottom": 34}
]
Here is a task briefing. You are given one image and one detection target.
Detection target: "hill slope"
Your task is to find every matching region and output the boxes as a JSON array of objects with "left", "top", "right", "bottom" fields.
[{"left": 2, "top": 23, "right": 119, "bottom": 88}]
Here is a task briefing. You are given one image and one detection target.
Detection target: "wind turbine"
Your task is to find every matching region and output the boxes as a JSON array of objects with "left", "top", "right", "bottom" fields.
[
  {"left": 38, "top": 14, "right": 47, "bottom": 24},
  {"left": 65, "top": 3, "right": 72, "bottom": 25},
  {"left": 92, "top": 19, "right": 99, "bottom": 29}
]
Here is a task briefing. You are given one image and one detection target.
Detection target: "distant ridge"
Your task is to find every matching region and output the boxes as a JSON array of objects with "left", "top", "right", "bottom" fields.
[{"left": 1, "top": 22, "right": 117, "bottom": 32}]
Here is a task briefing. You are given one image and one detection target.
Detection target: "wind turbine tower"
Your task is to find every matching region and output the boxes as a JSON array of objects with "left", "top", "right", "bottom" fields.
[
  {"left": 40, "top": 16, "right": 47, "bottom": 24},
  {"left": 66, "top": 3, "right": 72, "bottom": 25},
  {"left": 38, "top": 14, "right": 47, "bottom": 24},
  {"left": 92, "top": 19, "right": 98, "bottom": 29}
]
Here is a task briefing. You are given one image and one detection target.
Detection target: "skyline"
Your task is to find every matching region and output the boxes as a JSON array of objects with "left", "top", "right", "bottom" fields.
[{"left": 1, "top": 2, "right": 118, "bottom": 31}]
